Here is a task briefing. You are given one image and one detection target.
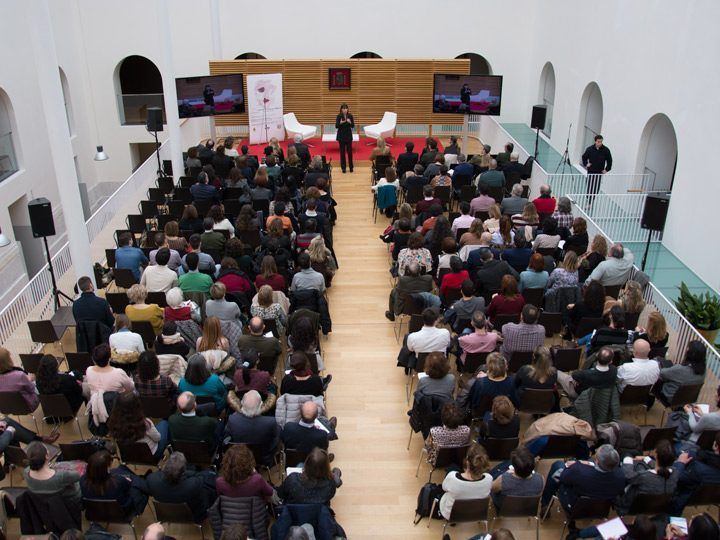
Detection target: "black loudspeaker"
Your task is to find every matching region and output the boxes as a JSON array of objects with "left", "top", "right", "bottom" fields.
[
  {"left": 28, "top": 197, "right": 56, "bottom": 238},
  {"left": 530, "top": 105, "right": 547, "bottom": 130},
  {"left": 146, "top": 107, "right": 164, "bottom": 132},
  {"left": 640, "top": 193, "right": 670, "bottom": 231}
]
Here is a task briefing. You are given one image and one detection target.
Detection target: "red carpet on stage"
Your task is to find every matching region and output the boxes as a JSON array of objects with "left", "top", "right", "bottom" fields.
[{"left": 235, "top": 136, "right": 443, "bottom": 163}]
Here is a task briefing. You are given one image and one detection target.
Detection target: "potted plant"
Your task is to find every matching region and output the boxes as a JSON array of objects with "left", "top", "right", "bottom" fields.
[{"left": 675, "top": 282, "right": 720, "bottom": 344}]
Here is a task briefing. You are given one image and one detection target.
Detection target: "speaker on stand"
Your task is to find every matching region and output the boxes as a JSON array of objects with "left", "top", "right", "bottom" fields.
[
  {"left": 640, "top": 193, "right": 670, "bottom": 271},
  {"left": 530, "top": 105, "right": 547, "bottom": 158},
  {"left": 27, "top": 198, "right": 73, "bottom": 311},
  {"left": 146, "top": 107, "right": 166, "bottom": 179}
]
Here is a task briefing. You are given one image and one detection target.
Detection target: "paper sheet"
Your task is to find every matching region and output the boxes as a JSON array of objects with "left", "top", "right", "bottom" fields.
[{"left": 596, "top": 517, "right": 628, "bottom": 539}]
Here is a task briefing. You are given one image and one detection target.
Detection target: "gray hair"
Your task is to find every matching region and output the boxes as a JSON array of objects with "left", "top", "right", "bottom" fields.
[
  {"left": 489, "top": 159, "right": 498, "bottom": 170},
  {"left": 241, "top": 390, "right": 262, "bottom": 417},
  {"left": 511, "top": 184, "right": 523, "bottom": 197},
  {"left": 595, "top": 444, "right": 620, "bottom": 472},
  {"left": 557, "top": 196, "right": 572, "bottom": 213},
  {"left": 510, "top": 152, "right": 519, "bottom": 161},
  {"left": 471, "top": 311, "right": 486, "bottom": 329},
  {"left": 540, "top": 184, "right": 551, "bottom": 195},
  {"left": 162, "top": 452, "right": 187, "bottom": 484},
  {"left": 293, "top": 134, "right": 303, "bottom": 143},
  {"left": 457, "top": 153, "right": 466, "bottom": 163},
  {"left": 165, "top": 287, "right": 185, "bottom": 309},
  {"left": 414, "top": 163, "right": 425, "bottom": 175},
  {"left": 286, "top": 526, "right": 311, "bottom": 540},
  {"left": 610, "top": 243, "right": 625, "bottom": 259}
]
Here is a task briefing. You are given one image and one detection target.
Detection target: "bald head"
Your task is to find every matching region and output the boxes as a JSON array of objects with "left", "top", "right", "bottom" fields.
[
  {"left": 406, "top": 262, "right": 421, "bottom": 277},
  {"left": 177, "top": 391, "right": 196, "bottom": 413},
  {"left": 300, "top": 401, "right": 319, "bottom": 423},
  {"left": 489, "top": 159, "right": 498, "bottom": 170},
  {"left": 249, "top": 317, "right": 265, "bottom": 335},
  {"left": 142, "top": 523, "right": 166, "bottom": 540},
  {"left": 633, "top": 339, "right": 651, "bottom": 359},
  {"left": 241, "top": 390, "right": 262, "bottom": 417},
  {"left": 480, "top": 232, "right": 493, "bottom": 246},
  {"left": 540, "top": 184, "right": 551, "bottom": 195}
]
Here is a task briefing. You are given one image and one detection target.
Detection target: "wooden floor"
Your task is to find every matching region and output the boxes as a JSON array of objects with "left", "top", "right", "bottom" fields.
[{"left": 4, "top": 160, "right": 705, "bottom": 539}]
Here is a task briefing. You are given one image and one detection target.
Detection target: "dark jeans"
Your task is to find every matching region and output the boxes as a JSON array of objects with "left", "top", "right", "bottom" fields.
[
  {"left": 541, "top": 460, "right": 576, "bottom": 510},
  {"left": 338, "top": 140, "right": 353, "bottom": 172}
]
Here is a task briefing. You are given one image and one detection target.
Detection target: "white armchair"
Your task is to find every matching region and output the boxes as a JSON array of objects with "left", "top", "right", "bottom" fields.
[
  {"left": 283, "top": 112, "right": 318, "bottom": 142},
  {"left": 363, "top": 111, "right": 397, "bottom": 143}
]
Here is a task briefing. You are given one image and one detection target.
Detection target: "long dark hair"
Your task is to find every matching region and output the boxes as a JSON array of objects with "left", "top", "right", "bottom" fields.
[
  {"left": 137, "top": 351, "right": 160, "bottom": 382},
  {"left": 583, "top": 280, "right": 606, "bottom": 313},
  {"left": 107, "top": 392, "right": 148, "bottom": 444},
  {"left": 35, "top": 355, "right": 61, "bottom": 394},
  {"left": 301, "top": 448, "right": 333, "bottom": 484},
  {"left": 84, "top": 450, "right": 115, "bottom": 495},
  {"left": 429, "top": 216, "right": 452, "bottom": 253},
  {"left": 684, "top": 340, "right": 707, "bottom": 375},
  {"left": 289, "top": 317, "right": 317, "bottom": 353},
  {"left": 184, "top": 354, "right": 211, "bottom": 386}
]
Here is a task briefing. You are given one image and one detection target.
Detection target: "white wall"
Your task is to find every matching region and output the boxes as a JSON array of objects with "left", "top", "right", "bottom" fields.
[{"left": 524, "top": 0, "right": 720, "bottom": 291}]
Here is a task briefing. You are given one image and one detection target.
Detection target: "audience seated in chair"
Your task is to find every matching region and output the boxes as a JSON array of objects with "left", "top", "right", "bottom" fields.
[
  {"left": 277, "top": 448, "right": 342, "bottom": 505},
  {"left": 514, "top": 346, "right": 558, "bottom": 403},
  {"left": 584, "top": 242, "right": 634, "bottom": 287},
  {"left": 281, "top": 401, "right": 331, "bottom": 454},
  {"left": 179, "top": 252, "right": 214, "bottom": 294},
  {"left": 216, "top": 443, "right": 274, "bottom": 499},
  {"left": 80, "top": 449, "right": 148, "bottom": 516},
  {"left": 656, "top": 340, "right": 706, "bottom": 403},
  {"left": 35, "top": 353, "right": 84, "bottom": 414},
  {"left": 115, "top": 232, "right": 148, "bottom": 282},
  {"left": 479, "top": 396, "right": 520, "bottom": 440},
  {"left": 146, "top": 451, "right": 217, "bottom": 523},
  {"left": 225, "top": 390, "right": 280, "bottom": 466},
  {"left": 141, "top": 247, "right": 179, "bottom": 293},
  {"left": 423, "top": 402, "right": 471, "bottom": 466},
  {"left": 467, "top": 352, "right": 517, "bottom": 408},
  {"left": 178, "top": 354, "right": 227, "bottom": 414},
  {"left": 168, "top": 391, "right": 221, "bottom": 451},
  {"left": 490, "top": 446, "right": 544, "bottom": 511},
  {"left": 499, "top": 304, "right": 545, "bottom": 359},
  {"left": 72, "top": 275, "right": 114, "bottom": 329},
  {"left": 134, "top": 350, "right": 178, "bottom": 403},
  {"left": 407, "top": 308, "right": 452, "bottom": 355},
  {"left": 414, "top": 351, "right": 455, "bottom": 402},
  {"left": 443, "top": 280, "right": 486, "bottom": 333},
  {"left": 438, "top": 443, "right": 492, "bottom": 520},
  {"left": 556, "top": 346, "right": 618, "bottom": 400}
]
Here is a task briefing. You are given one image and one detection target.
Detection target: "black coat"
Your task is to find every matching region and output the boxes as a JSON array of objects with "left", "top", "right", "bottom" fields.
[
  {"left": 396, "top": 151, "right": 419, "bottom": 177},
  {"left": 16, "top": 490, "right": 82, "bottom": 535},
  {"left": 335, "top": 113, "right": 355, "bottom": 142},
  {"left": 281, "top": 422, "right": 329, "bottom": 453},
  {"left": 289, "top": 142, "right": 311, "bottom": 166},
  {"left": 73, "top": 292, "right": 114, "bottom": 327}
]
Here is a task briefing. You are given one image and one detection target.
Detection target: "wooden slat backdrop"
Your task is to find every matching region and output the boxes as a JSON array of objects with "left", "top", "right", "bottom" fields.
[{"left": 209, "top": 59, "right": 469, "bottom": 128}]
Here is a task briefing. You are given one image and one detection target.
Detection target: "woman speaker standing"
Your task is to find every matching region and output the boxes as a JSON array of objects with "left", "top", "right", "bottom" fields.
[{"left": 335, "top": 103, "right": 354, "bottom": 173}]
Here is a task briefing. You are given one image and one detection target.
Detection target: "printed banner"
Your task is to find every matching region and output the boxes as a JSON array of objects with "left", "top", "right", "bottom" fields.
[{"left": 247, "top": 73, "right": 284, "bottom": 145}]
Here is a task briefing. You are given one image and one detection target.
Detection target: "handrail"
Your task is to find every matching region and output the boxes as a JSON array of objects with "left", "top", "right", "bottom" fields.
[
  {"left": 570, "top": 196, "right": 719, "bottom": 397},
  {"left": 0, "top": 140, "right": 169, "bottom": 352}
]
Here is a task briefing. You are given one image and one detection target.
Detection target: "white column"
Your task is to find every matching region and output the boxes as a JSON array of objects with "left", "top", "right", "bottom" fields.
[
  {"left": 208, "top": 0, "right": 223, "bottom": 141},
  {"left": 157, "top": 0, "right": 185, "bottom": 182},
  {"left": 29, "top": 0, "right": 94, "bottom": 283}
]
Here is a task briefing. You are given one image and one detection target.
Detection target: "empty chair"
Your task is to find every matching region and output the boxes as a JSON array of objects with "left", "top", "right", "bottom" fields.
[
  {"left": 131, "top": 320, "right": 157, "bottom": 349},
  {"left": 65, "top": 351, "right": 94, "bottom": 374},
  {"left": 39, "top": 394, "right": 84, "bottom": 438},
  {"left": 283, "top": 448, "right": 310, "bottom": 471},
  {"left": 494, "top": 313, "right": 520, "bottom": 329},
  {"left": 462, "top": 352, "right": 489, "bottom": 376},
  {"left": 619, "top": 384, "right": 653, "bottom": 424},
  {"left": 27, "top": 320, "right": 66, "bottom": 354},
  {"left": 363, "top": 111, "right": 397, "bottom": 142},
  {"left": 658, "top": 382, "right": 703, "bottom": 424},
  {"left": 625, "top": 492, "right": 672, "bottom": 516},
  {"left": 554, "top": 496, "right": 613, "bottom": 539},
  {"left": 283, "top": 112, "right": 317, "bottom": 141},
  {"left": 117, "top": 441, "right": 162, "bottom": 468},
  {"left": 126, "top": 214, "right": 147, "bottom": 234},
  {"left": 550, "top": 346, "right": 582, "bottom": 372},
  {"left": 538, "top": 311, "right": 563, "bottom": 339},
  {"left": 640, "top": 426, "right": 677, "bottom": 452},
  {"left": 19, "top": 353, "right": 43, "bottom": 375},
  {"left": 479, "top": 437, "right": 519, "bottom": 461},
  {"left": 140, "top": 396, "right": 175, "bottom": 420},
  {"left": 491, "top": 495, "right": 541, "bottom": 540},
  {"left": 153, "top": 499, "right": 205, "bottom": 538},
  {"left": 0, "top": 392, "right": 40, "bottom": 432},
  {"left": 518, "top": 389, "right": 555, "bottom": 416},
  {"left": 417, "top": 444, "right": 470, "bottom": 483},
  {"left": 429, "top": 497, "right": 490, "bottom": 536},
  {"left": 59, "top": 441, "right": 97, "bottom": 462},
  {"left": 83, "top": 498, "right": 138, "bottom": 539},
  {"left": 113, "top": 268, "right": 138, "bottom": 289},
  {"left": 522, "top": 288, "right": 545, "bottom": 310},
  {"left": 508, "top": 350, "right": 533, "bottom": 373}
]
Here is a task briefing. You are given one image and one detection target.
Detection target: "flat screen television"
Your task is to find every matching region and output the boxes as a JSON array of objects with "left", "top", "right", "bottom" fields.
[
  {"left": 175, "top": 74, "right": 245, "bottom": 118},
  {"left": 432, "top": 74, "right": 503, "bottom": 115}
]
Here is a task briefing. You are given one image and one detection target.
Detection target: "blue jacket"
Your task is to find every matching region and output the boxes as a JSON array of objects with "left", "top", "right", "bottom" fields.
[
  {"left": 115, "top": 246, "right": 148, "bottom": 281},
  {"left": 376, "top": 184, "right": 397, "bottom": 211},
  {"left": 72, "top": 292, "right": 115, "bottom": 327}
]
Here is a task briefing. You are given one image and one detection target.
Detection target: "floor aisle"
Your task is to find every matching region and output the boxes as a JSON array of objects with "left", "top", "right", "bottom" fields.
[{"left": 324, "top": 166, "right": 562, "bottom": 539}]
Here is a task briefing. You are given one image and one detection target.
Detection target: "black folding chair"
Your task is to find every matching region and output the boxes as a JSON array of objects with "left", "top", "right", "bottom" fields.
[
  {"left": 131, "top": 320, "right": 157, "bottom": 349},
  {"left": 18, "top": 353, "right": 43, "bottom": 375},
  {"left": 39, "top": 393, "right": 83, "bottom": 438},
  {"left": 152, "top": 499, "right": 205, "bottom": 538},
  {"left": 66, "top": 351, "right": 94, "bottom": 374},
  {"left": 551, "top": 346, "right": 582, "bottom": 372},
  {"left": 491, "top": 495, "right": 541, "bottom": 540},
  {"left": 0, "top": 392, "right": 39, "bottom": 433},
  {"left": 518, "top": 389, "right": 555, "bottom": 416},
  {"left": 83, "top": 498, "right": 138, "bottom": 539},
  {"left": 619, "top": 384, "right": 653, "bottom": 424},
  {"left": 479, "top": 437, "right": 519, "bottom": 461}
]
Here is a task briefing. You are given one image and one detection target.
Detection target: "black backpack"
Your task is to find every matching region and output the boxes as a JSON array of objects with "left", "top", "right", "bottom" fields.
[{"left": 413, "top": 482, "right": 444, "bottom": 524}]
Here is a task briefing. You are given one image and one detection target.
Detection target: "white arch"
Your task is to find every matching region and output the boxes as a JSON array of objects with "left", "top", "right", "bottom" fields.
[
  {"left": 0, "top": 87, "right": 19, "bottom": 182},
  {"left": 577, "top": 82, "right": 603, "bottom": 158},
  {"left": 59, "top": 67, "right": 74, "bottom": 136},
  {"left": 538, "top": 62, "right": 556, "bottom": 136},
  {"left": 636, "top": 113, "right": 677, "bottom": 192}
]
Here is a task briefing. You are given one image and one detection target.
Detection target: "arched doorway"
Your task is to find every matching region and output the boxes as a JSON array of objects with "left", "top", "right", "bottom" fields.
[
  {"left": 636, "top": 113, "right": 677, "bottom": 192},
  {"left": 455, "top": 53, "right": 492, "bottom": 75},
  {"left": 0, "top": 87, "right": 19, "bottom": 182},
  {"left": 538, "top": 62, "right": 555, "bottom": 136},
  {"left": 115, "top": 55, "right": 164, "bottom": 125},
  {"left": 235, "top": 52, "right": 266, "bottom": 59},
  {"left": 350, "top": 51, "right": 382, "bottom": 59},
  {"left": 577, "top": 82, "right": 603, "bottom": 158}
]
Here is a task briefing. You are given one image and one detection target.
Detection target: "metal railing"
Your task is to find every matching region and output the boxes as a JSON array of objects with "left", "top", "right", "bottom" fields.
[
  {"left": 567, "top": 193, "right": 663, "bottom": 243},
  {"left": 0, "top": 141, "right": 170, "bottom": 353},
  {"left": 548, "top": 173, "right": 652, "bottom": 199},
  {"left": 571, "top": 197, "right": 720, "bottom": 399}
]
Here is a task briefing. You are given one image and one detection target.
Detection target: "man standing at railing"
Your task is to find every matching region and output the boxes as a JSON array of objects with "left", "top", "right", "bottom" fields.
[{"left": 581, "top": 134, "right": 612, "bottom": 200}]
